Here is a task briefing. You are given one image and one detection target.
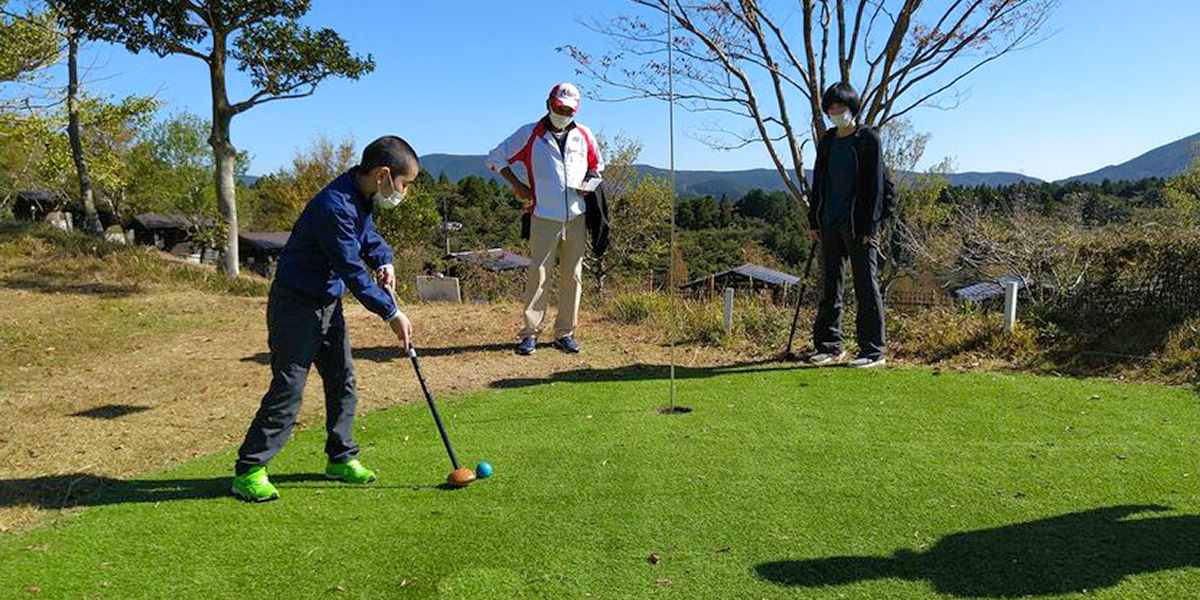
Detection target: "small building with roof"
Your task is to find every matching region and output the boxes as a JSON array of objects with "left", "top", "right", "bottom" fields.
[
  {"left": 447, "top": 248, "right": 532, "bottom": 272},
  {"left": 126, "top": 214, "right": 215, "bottom": 250},
  {"left": 954, "top": 275, "right": 1027, "bottom": 304},
  {"left": 13, "top": 191, "right": 59, "bottom": 223},
  {"left": 239, "top": 231, "right": 291, "bottom": 278},
  {"left": 682, "top": 263, "right": 800, "bottom": 300}
]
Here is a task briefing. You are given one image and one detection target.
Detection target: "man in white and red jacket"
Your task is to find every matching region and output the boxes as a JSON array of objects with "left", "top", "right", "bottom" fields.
[{"left": 487, "top": 82, "right": 605, "bottom": 356}]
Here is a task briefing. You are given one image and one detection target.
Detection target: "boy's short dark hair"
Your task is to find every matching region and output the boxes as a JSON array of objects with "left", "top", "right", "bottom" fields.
[
  {"left": 821, "top": 82, "right": 861, "bottom": 117},
  {"left": 360, "top": 136, "right": 419, "bottom": 177}
]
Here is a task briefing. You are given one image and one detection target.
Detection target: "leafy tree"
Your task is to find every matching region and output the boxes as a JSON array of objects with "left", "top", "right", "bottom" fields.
[
  {"left": 2, "top": 2, "right": 141, "bottom": 233},
  {"left": 691, "top": 195, "right": 719, "bottom": 229},
  {"left": 55, "top": 0, "right": 375, "bottom": 278},
  {"left": 254, "top": 134, "right": 356, "bottom": 231},
  {"left": 0, "top": 2, "right": 60, "bottom": 112},
  {"left": 586, "top": 136, "right": 673, "bottom": 291},
  {"left": 1164, "top": 156, "right": 1200, "bottom": 226},
  {"left": 0, "top": 93, "right": 157, "bottom": 218},
  {"left": 717, "top": 195, "right": 734, "bottom": 228},
  {"left": 444, "top": 175, "right": 523, "bottom": 252},
  {"left": 678, "top": 228, "right": 763, "bottom": 282},
  {"left": 373, "top": 182, "right": 441, "bottom": 263},
  {"left": 121, "top": 111, "right": 260, "bottom": 257}
]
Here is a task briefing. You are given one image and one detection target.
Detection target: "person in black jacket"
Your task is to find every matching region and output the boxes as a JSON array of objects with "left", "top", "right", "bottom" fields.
[{"left": 806, "top": 82, "right": 886, "bottom": 368}]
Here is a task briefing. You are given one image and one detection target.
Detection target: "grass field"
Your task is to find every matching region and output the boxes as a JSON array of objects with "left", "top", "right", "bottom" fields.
[{"left": 2, "top": 365, "right": 1197, "bottom": 599}]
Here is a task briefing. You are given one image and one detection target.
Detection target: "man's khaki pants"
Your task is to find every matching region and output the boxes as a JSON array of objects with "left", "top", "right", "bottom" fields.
[{"left": 520, "top": 215, "right": 586, "bottom": 340}]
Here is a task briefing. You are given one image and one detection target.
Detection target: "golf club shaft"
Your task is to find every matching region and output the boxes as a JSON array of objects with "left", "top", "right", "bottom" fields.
[
  {"left": 408, "top": 348, "right": 461, "bottom": 471},
  {"left": 785, "top": 241, "right": 820, "bottom": 357}
]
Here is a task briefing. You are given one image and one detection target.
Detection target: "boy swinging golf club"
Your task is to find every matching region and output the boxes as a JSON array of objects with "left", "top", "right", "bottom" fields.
[{"left": 231, "top": 136, "right": 418, "bottom": 503}]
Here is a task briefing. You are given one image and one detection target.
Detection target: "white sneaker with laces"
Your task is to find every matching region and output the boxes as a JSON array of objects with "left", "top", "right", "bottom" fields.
[
  {"left": 808, "top": 351, "right": 846, "bottom": 365},
  {"left": 848, "top": 357, "right": 886, "bottom": 368}
]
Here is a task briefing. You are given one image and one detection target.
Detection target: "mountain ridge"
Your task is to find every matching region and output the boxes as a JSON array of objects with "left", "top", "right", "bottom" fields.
[{"left": 245, "top": 132, "right": 1200, "bottom": 198}]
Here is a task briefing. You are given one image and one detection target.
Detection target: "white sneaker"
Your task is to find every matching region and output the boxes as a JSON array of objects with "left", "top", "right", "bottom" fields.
[
  {"left": 808, "top": 351, "right": 846, "bottom": 365},
  {"left": 848, "top": 357, "right": 886, "bottom": 368}
]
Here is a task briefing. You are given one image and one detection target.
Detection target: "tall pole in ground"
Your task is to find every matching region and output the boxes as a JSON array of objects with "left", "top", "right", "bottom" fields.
[{"left": 667, "top": 0, "right": 677, "bottom": 411}]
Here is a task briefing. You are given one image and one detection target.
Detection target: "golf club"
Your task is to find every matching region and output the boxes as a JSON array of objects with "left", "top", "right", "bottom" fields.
[
  {"left": 407, "top": 346, "right": 476, "bottom": 488},
  {"left": 784, "top": 240, "right": 820, "bottom": 360}
]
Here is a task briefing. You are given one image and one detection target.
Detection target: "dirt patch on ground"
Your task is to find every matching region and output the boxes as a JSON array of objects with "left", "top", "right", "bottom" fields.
[{"left": 0, "top": 286, "right": 765, "bottom": 533}]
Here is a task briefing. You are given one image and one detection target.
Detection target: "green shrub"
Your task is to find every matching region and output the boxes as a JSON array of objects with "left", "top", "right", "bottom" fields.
[
  {"left": 604, "top": 292, "right": 670, "bottom": 325},
  {"left": 673, "top": 298, "right": 727, "bottom": 346},
  {"left": 738, "top": 295, "right": 791, "bottom": 348}
]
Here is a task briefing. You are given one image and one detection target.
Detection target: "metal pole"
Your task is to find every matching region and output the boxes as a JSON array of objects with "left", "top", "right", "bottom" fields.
[
  {"left": 667, "top": 0, "right": 677, "bottom": 410},
  {"left": 785, "top": 241, "right": 819, "bottom": 358}
]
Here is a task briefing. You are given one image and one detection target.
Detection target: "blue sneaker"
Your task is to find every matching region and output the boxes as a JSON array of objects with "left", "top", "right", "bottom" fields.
[
  {"left": 554, "top": 335, "right": 581, "bottom": 354},
  {"left": 516, "top": 336, "right": 537, "bottom": 356}
]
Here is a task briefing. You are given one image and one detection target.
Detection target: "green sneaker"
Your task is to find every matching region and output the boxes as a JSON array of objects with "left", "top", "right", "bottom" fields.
[
  {"left": 231, "top": 466, "right": 279, "bottom": 502},
  {"left": 325, "top": 459, "right": 377, "bottom": 484}
]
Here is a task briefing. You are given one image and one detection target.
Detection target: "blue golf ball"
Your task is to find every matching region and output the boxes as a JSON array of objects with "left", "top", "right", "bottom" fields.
[{"left": 476, "top": 461, "right": 494, "bottom": 479}]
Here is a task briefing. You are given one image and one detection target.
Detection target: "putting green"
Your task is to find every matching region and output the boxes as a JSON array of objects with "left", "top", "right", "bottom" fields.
[{"left": 2, "top": 364, "right": 1198, "bottom": 599}]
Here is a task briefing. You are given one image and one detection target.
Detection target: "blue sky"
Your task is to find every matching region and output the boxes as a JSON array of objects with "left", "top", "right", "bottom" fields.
[{"left": 66, "top": 0, "right": 1200, "bottom": 182}]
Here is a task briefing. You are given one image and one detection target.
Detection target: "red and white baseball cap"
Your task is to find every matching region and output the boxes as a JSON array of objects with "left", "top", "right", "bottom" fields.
[{"left": 549, "top": 82, "right": 581, "bottom": 112}]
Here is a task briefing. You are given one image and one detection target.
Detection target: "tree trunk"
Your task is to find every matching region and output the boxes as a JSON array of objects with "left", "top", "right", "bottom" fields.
[
  {"left": 208, "top": 32, "right": 239, "bottom": 279},
  {"left": 67, "top": 30, "right": 101, "bottom": 234},
  {"left": 213, "top": 130, "right": 239, "bottom": 276}
]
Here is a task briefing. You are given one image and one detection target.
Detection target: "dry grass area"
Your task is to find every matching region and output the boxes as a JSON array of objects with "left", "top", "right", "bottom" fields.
[{"left": 0, "top": 284, "right": 756, "bottom": 534}]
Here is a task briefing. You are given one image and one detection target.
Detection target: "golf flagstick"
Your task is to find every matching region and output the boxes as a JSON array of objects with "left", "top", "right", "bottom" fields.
[{"left": 784, "top": 241, "right": 820, "bottom": 360}]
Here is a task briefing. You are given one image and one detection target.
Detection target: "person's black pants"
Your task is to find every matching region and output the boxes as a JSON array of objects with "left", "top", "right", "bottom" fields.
[
  {"left": 812, "top": 227, "right": 886, "bottom": 360},
  {"left": 235, "top": 284, "right": 360, "bottom": 475}
]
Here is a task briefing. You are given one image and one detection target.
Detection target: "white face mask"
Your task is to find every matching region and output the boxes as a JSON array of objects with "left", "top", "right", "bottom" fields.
[
  {"left": 372, "top": 173, "right": 406, "bottom": 211},
  {"left": 829, "top": 111, "right": 855, "bottom": 128},
  {"left": 548, "top": 111, "right": 574, "bottom": 130}
]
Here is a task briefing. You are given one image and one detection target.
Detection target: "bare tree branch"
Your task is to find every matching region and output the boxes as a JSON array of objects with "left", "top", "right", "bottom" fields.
[{"left": 567, "top": 0, "right": 1058, "bottom": 219}]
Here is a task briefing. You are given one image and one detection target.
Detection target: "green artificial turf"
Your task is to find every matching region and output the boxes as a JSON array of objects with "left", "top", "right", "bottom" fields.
[{"left": 2, "top": 365, "right": 1198, "bottom": 599}]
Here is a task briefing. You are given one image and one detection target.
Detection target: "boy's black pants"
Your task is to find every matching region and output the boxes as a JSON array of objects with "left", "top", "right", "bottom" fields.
[{"left": 235, "top": 283, "right": 360, "bottom": 475}]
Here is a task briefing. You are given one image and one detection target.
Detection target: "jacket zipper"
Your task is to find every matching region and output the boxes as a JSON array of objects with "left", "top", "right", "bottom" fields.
[
  {"left": 538, "top": 125, "right": 577, "bottom": 239},
  {"left": 850, "top": 136, "right": 859, "bottom": 237},
  {"left": 556, "top": 130, "right": 571, "bottom": 239}
]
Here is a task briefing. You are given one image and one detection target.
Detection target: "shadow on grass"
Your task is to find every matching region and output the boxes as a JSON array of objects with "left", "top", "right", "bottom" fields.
[
  {"left": 488, "top": 360, "right": 821, "bottom": 389},
  {"left": 2, "top": 279, "right": 144, "bottom": 298},
  {"left": 0, "top": 473, "right": 445, "bottom": 510},
  {"left": 239, "top": 343, "right": 517, "bottom": 365},
  {"left": 754, "top": 505, "right": 1200, "bottom": 598}
]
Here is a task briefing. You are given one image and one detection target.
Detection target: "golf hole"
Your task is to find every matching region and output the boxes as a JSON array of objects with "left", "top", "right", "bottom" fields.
[{"left": 657, "top": 406, "right": 693, "bottom": 415}]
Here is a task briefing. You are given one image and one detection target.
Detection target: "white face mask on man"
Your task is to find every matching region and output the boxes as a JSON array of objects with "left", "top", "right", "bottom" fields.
[
  {"left": 372, "top": 171, "right": 406, "bottom": 211},
  {"left": 548, "top": 111, "right": 575, "bottom": 130}
]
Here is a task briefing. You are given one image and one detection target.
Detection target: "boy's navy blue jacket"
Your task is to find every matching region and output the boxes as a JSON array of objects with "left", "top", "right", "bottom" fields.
[{"left": 274, "top": 168, "right": 398, "bottom": 321}]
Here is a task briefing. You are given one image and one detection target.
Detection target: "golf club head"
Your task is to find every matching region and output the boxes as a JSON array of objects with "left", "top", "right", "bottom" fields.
[{"left": 447, "top": 468, "right": 477, "bottom": 489}]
